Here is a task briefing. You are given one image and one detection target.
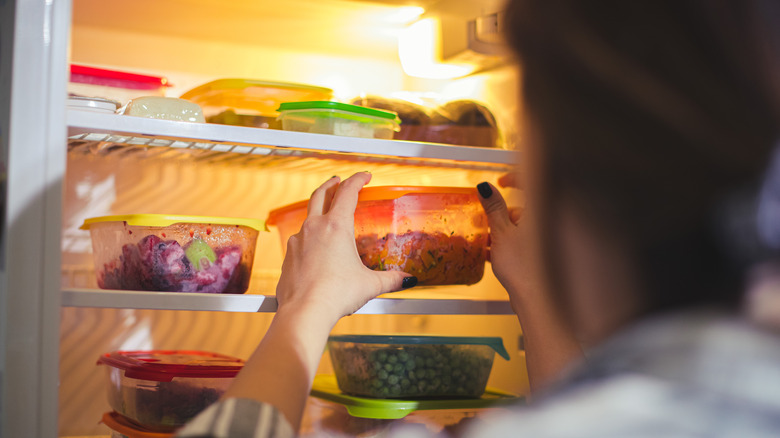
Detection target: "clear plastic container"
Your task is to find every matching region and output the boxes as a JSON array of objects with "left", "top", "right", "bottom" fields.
[
  {"left": 277, "top": 101, "right": 400, "bottom": 139},
  {"left": 327, "top": 335, "right": 509, "bottom": 399},
  {"left": 267, "top": 187, "right": 488, "bottom": 286},
  {"left": 97, "top": 350, "right": 244, "bottom": 432},
  {"left": 121, "top": 97, "right": 205, "bottom": 123},
  {"left": 81, "top": 214, "right": 264, "bottom": 294},
  {"left": 101, "top": 411, "right": 173, "bottom": 438},
  {"left": 69, "top": 64, "right": 169, "bottom": 105},
  {"left": 180, "top": 79, "right": 333, "bottom": 129}
]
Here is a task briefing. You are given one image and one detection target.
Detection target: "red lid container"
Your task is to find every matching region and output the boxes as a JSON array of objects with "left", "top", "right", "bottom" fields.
[
  {"left": 97, "top": 350, "right": 244, "bottom": 432},
  {"left": 69, "top": 64, "right": 171, "bottom": 104}
]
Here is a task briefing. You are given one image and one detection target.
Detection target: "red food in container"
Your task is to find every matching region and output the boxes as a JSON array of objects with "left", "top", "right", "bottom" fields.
[{"left": 267, "top": 186, "right": 489, "bottom": 286}]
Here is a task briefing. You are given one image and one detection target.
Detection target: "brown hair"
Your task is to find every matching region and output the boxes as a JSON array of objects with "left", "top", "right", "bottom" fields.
[{"left": 506, "top": 0, "right": 780, "bottom": 315}]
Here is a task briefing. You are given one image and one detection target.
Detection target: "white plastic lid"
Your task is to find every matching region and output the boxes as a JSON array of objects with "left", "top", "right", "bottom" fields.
[{"left": 67, "top": 96, "right": 120, "bottom": 113}]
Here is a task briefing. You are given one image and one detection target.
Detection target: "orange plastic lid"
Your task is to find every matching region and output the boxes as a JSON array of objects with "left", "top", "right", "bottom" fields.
[
  {"left": 266, "top": 186, "right": 477, "bottom": 226},
  {"left": 101, "top": 411, "right": 174, "bottom": 438}
]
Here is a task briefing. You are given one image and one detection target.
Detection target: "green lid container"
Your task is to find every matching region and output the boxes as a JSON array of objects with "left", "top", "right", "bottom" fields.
[
  {"left": 277, "top": 101, "right": 401, "bottom": 139},
  {"left": 327, "top": 335, "right": 510, "bottom": 400}
]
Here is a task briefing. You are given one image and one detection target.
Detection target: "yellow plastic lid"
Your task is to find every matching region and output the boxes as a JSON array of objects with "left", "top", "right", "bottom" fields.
[
  {"left": 80, "top": 214, "right": 265, "bottom": 231},
  {"left": 267, "top": 186, "right": 477, "bottom": 226},
  {"left": 180, "top": 79, "right": 333, "bottom": 116}
]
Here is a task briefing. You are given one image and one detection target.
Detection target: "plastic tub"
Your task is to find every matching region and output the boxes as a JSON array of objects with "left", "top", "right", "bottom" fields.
[
  {"left": 267, "top": 187, "right": 488, "bottom": 286},
  {"left": 327, "top": 335, "right": 509, "bottom": 399},
  {"left": 69, "top": 64, "right": 169, "bottom": 104},
  {"left": 81, "top": 214, "right": 264, "bottom": 294},
  {"left": 180, "top": 79, "right": 333, "bottom": 129},
  {"left": 97, "top": 350, "right": 244, "bottom": 432},
  {"left": 277, "top": 101, "right": 400, "bottom": 139},
  {"left": 102, "top": 411, "right": 173, "bottom": 438}
]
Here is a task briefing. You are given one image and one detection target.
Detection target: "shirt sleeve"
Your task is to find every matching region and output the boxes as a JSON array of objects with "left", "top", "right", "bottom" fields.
[{"left": 175, "top": 398, "right": 295, "bottom": 438}]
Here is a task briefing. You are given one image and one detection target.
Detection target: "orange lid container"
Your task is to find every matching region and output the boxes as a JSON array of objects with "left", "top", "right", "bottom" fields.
[{"left": 267, "top": 186, "right": 488, "bottom": 286}]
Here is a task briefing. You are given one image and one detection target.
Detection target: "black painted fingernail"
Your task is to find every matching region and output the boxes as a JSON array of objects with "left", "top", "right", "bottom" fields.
[
  {"left": 477, "top": 182, "right": 492, "bottom": 199},
  {"left": 331, "top": 175, "right": 338, "bottom": 179},
  {"left": 402, "top": 276, "right": 418, "bottom": 289}
]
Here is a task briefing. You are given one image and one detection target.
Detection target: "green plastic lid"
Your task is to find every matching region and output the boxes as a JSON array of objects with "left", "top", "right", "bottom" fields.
[
  {"left": 311, "top": 375, "right": 521, "bottom": 419},
  {"left": 328, "top": 335, "right": 510, "bottom": 360},
  {"left": 278, "top": 101, "right": 400, "bottom": 122}
]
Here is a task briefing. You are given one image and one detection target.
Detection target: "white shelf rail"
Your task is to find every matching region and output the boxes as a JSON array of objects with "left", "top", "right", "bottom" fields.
[{"left": 61, "top": 288, "right": 515, "bottom": 315}]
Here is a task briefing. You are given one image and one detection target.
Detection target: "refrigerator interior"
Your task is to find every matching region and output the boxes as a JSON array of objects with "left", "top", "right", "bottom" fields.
[{"left": 59, "top": 0, "right": 528, "bottom": 435}]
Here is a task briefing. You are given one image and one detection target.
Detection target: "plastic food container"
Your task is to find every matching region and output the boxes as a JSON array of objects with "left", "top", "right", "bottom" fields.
[
  {"left": 327, "top": 335, "right": 509, "bottom": 399},
  {"left": 102, "top": 411, "right": 173, "bottom": 438},
  {"left": 180, "top": 79, "right": 333, "bottom": 129},
  {"left": 277, "top": 101, "right": 400, "bottom": 139},
  {"left": 97, "top": 350, "right": 244, "bottom": 432},
  {"left": 69, "top": 64, "right": 169, "bottom": 104},
  {"left": 121, "top": 97, "right": 205, "bottom": 123},
  {"left": 81, "top": 214, "right": 264, "bottom": 294},
  {"left": 67, "top": 96, "right": 121, "bottom": 114},
  {"left": 267, "top": 187, "right": 488, "bottom": 286}
]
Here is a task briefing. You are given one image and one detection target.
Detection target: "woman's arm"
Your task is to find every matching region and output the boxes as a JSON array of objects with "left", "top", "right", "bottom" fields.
[
  {"left": 220, "top": 172, "right": 415, "bottom": 431},
  {"left": 477, "top": 178, "right": 583, "bottom": 393}
]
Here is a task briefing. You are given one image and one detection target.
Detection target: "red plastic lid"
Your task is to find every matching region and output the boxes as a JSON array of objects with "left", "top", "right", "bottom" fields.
[
  {"left": 97, "top": 350, "right": 244, "bottom": 382},
  {"left": 266, "top": 186, "right": 478, "bottom": 226},
  {"left": 70, "top": 64, "right": 171, "bottom": 89},
  {"left": 101, "top": 411, "right": 173, "bottom": 438}
]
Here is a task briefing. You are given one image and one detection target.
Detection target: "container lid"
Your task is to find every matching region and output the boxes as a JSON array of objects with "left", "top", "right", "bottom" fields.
[
  {"left": 97, "top": 350, "right": 245, "bottom": 382},
  {"left": 328, "top": 335, "right": 510, "bottom": 360},
  {"left": 67, "top": 96, "right": 121, "bottom": 112},
  {"left": 310, "top": 375, "right": 521, "bottom": 419},
  {"left": 101, "top": 411, "right": 174, "bottom": 437},
  {"left": 266, "top": 186, "right": 478, "bottom": 226},
  {"left": 278, "top": 101, "right": 400, "bottom": 123},
  {"left": 80, "top": 214, "right": 265, "bottom": 231},
  {"left": 180, "top": 79, "right": 333, "bottom": 116},
  {"left": 70, "top": 64, "right": 170, "bottom": 89}
]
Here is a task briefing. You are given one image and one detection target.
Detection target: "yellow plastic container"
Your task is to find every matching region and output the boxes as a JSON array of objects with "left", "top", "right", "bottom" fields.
[
  {"left": 180, "top": 79, "right": 333, "bottom": 129},
  {"left": 81, "top": 214, "right": 264, "bottom": 294}
]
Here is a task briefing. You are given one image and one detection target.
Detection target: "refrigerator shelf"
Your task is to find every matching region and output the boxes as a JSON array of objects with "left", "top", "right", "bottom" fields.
[
  {"left": 61, "top": 288, "right": 515, "bottom": 314},
  {"left": 67, "top": 109, "right": 518, "bottom": 171}
]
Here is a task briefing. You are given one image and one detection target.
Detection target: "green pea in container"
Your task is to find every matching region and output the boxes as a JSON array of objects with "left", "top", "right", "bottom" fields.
[{"left": 327, "top": 335, "right": 510, "bottom": 399}]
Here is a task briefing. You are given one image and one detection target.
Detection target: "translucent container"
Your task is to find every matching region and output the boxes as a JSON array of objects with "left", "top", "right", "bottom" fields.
[
  {"left": 180, "top": 79, "right": 333, "bottom": 129},
  {"left": 69, "top": 64, "right": 169, "bottom": 105},
  {"left": 81, "top": 214, "right": 264, "bottom": 294},
  {"left": 97, "top": 350, "right": 244, "bottom": 432},
  {"left": 327, "top": 335, "right": 509, "bottom": 399},
  {"left": 101, "top": 411, "right": 173, "bottom": 438},
  {"left": 267, "top": 187, "right": 488, "bottom": 286},
  {"left": 277, "top": 101, "right": 400, "bottom": 139},
  {"left": 67, "top": 96, "right": 121, "bottom": 114},
  {"left": 121, "top": 97, "right": 205, "bottom": 123}
]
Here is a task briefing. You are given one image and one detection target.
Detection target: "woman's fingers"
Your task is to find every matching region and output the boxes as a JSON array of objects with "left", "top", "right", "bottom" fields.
[
  {"left": 477, "top": 182, "right": 514, "bottom": 233},
  {"left": 307, "top": 176, "right": 341, "bottom": 217},
  {"left": 328, "top": 172, "right": 372, "bottom": 219},
  {"left": 508, "top": 207, "right": 524, "bottom": 225},
  {"left": 372, "top": 270, "right": 418, "bottom": 296}
]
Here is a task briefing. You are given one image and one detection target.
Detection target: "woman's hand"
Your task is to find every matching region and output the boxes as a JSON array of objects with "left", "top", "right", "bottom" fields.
[
  {"left": 477, "top": 174, "right": 583, "bottom": 393},
  {"left": 275, "top": 172, "right": 416, "bottom": 325},
  {"left": 477, "top": 174, "right": 538, "bottom": 302}
]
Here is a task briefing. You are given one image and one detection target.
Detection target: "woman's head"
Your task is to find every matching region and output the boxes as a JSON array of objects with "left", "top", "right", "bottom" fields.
[{"left": 506, "top": 0, "right": 780, "bottom": 337}]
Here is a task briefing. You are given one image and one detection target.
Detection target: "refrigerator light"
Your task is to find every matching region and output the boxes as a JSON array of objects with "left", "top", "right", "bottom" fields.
[{"left": 398, "top": 18, "right": 476, "bottom": 79}]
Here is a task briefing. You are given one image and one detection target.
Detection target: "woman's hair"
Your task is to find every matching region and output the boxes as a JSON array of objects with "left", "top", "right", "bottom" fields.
[{"left": 505, "top": 0, "right": 780, "bottom": 315}]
